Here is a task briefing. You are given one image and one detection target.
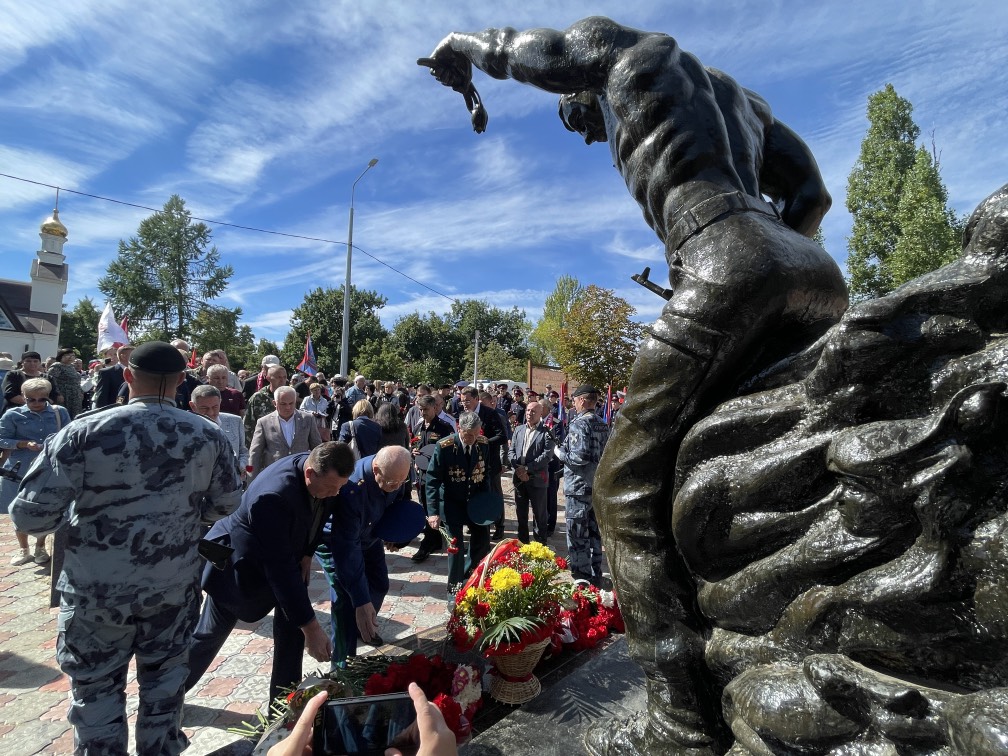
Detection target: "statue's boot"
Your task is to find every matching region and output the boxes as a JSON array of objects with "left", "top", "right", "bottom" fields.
[{"left": 584, "top": 670, "right": 723, "bottom": 755}]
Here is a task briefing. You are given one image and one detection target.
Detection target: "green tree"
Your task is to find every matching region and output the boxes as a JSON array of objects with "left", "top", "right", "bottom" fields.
[
  {"left": 98, "top": 195, "right": 233, "bottom": 340},
  {"left": 530, "top": 275, "right": 583, "bottom": 365},
  {"left": 353, "top": 338, "right": 405, "bottom": 381},
  {"left": 252, "top": 339, "right": 282, "bottom": 368},
  {"left": 390, "top": 299, "right": 530, "bottom": 384},
  {"left": 400, "top": 356, "right": 450, "bottom": 387},
  {"left": 391, "top": 311, "right": 461, "bottom": 384},
  {"left": 188, "top": 306, "right": 257, "bottom": 370},
  {"left": 280, "top": 286, "right": 388, "bottom": 375},
  {"left": 465, "top": 339, "right": 527, "bottom": 383},
  {"left": 812, "top": 228, "right": 826, "bottom": 250},
  {"left": 890, "top": 146, "right": 963, "bottom": 285},
  {"left": 557, "top": 285, "right": 641, "bottom": 389},
  {"left": 449, "top": 299, "right": 530, "bottom": 360},
  {"left": 58, "top": 297, "right": 103, "bottom": 360},
  {"left": 845, "top": 85, "right": 960, "bottom": 299}
]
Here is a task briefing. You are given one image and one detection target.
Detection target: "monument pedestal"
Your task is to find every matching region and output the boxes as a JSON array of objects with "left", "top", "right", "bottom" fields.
[{"left": 463, "top": 637, "right": 644, "bottom": 755}]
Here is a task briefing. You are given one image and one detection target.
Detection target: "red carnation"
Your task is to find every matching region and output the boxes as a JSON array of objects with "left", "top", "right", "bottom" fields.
[
  {"left": 474, "top": 602, "right": 491, "bottom": 618},
  {"left": 520, "top": 572, "right": 534, "bottom": 588},
  {"left": 555, "top": 557, "right": 568, "bottom": 569},
  {"left": 433, "top": 693, "right": 463, "bottom": 735}
]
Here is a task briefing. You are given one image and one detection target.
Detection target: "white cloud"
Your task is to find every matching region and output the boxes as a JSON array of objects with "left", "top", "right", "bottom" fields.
[{"left": 1, "top": 0, "right": 1005, "bottom": 351}]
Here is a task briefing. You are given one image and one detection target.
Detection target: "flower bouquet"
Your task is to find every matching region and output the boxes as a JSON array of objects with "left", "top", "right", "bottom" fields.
[
  {"left": 447, "top": 538, "right": 570, "bottom": 704},
  {"left": 554, "top": 582, "right": 625, "bottom": 653}
]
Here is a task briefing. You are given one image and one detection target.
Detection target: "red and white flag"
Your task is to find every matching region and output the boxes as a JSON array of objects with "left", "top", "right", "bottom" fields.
[{"left": 96, "top": 302, "right": 128, "bottom": 353}]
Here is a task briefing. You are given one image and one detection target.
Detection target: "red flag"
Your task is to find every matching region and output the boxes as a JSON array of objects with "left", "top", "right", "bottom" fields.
[
  {"left": 119, "top": 316, "right": 129, "bottom": 340},
  {"left": 295, "top": 332, "right": 318, "bottom": 376},
  {"left": 557, "top": 381, "right": 568, "bottom": 424},
  {"left": 188, "top": 347, "right": 198, "bottom": 369}
]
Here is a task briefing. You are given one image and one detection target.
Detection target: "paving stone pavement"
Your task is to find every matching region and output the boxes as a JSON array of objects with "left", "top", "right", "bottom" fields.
[{"left": 0, "top": 475, "right": 594, "bottom": 755}]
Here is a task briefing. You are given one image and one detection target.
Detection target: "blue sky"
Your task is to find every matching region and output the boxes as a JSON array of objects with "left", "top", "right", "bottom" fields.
[{"left": 1, "top": 1, "right": 1005, "bottom": 348}]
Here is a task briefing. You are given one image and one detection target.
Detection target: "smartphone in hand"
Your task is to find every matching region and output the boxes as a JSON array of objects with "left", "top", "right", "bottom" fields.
[{"left": 313, "top": 692, "right": 417, "bottom": 755}]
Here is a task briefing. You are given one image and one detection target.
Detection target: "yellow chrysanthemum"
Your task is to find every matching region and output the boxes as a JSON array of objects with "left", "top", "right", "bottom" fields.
[
  {"left": 519, "top": 542, "right": 555, "bottom": 562},
  {"left": 490, "top": 567, "right": 522, "bottom": 592}
]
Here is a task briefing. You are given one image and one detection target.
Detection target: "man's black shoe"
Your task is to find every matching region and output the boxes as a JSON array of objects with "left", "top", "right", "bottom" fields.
[
  {"left": 411, "top": 549, "right": 433, "bottom": 564},
  {"left": 492, "top": 526, "right": 505, "bottom": 540}
]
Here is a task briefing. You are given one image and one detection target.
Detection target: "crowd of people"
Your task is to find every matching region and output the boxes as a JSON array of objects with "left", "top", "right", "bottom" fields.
[{"left": 2, "top": 339, "right": 615, "bottom": 754}]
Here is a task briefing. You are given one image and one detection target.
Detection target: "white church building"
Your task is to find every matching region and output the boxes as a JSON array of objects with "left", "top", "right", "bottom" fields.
[{"left": 0, "top": 207, "right": 69, "bottom": 359}]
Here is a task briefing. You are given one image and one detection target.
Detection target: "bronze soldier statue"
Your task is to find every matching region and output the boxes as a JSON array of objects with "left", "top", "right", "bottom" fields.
[{"left": 422, "top": 17, "right": 848, "bottom": 754}]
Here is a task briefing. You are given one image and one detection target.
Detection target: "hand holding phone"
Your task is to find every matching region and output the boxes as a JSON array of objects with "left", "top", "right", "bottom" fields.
[
  {"left": 267, "top": 690, "right": 328, "bottom": 756},
  {"left": 386, "top": 683, "right": 459, "bottom": 756}
]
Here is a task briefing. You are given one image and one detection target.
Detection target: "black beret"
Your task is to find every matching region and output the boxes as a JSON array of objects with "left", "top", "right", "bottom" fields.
[
  {"left": 128, "top": 342, "right": 187, "bottom": 374},
  {"left": 572, "top": 384, "right": 600, "bottom": 398}
]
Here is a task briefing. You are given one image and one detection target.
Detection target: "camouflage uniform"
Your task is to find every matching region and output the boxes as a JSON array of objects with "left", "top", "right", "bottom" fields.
[
  {"left": 10, "top": 397, "right": 242, "bottom": 756},
  {"left": 244, "top": 385, "right": 276, "bottom": 439},
  {"left": 554, "top": 409, "right": 609, "bottom": 584}
]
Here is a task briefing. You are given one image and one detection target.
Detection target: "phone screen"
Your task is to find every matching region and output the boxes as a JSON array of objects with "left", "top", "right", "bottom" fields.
[{"left": 313, "top": 692, "right": 416, "bottom": 755}]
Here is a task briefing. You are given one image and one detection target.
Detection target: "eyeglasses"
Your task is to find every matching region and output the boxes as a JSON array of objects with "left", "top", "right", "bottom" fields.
[
  {"left": 374, "top": 467, "right": 409, "bottom": 489},
  {"left": 25, "top": 397, "right": 48, "bottom": 404}
]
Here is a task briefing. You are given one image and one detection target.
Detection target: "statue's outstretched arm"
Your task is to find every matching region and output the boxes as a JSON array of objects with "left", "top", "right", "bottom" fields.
[
  {"left": 419, "top": 17, "right": 630, "bottom": 97},
  {"left": 759, "top": 119, "right": 832, "bottom": 237}
]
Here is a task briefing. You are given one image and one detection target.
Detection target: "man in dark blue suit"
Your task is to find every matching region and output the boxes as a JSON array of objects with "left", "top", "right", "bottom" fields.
[{"left": 185, "top": 442, "right": 356, "bottom": 702}]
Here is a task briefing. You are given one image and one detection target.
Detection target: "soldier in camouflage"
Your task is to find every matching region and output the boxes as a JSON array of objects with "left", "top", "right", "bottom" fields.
[
  {"left": 244, "top": 364, "right": 287, "bottom": 440},
  {"left": 10, "top": 341, "right": 243, "bottom": 756},
  {"left": 554, "top": 385, "right": 609, "bottom": 585}
]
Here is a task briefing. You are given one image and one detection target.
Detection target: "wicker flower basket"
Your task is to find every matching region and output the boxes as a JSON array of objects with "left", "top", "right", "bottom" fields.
[{"left": 484, "top": 635, "right": 551, "bottom": 705}]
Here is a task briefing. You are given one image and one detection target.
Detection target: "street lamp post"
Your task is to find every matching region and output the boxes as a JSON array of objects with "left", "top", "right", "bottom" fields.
[{"left": 341, "top": 158, "right": 379, "bottom": 377}]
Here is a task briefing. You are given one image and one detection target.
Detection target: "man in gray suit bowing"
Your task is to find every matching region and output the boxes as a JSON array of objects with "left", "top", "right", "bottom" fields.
[
  {"left": 248, "top": 386, "right": 321, "bottom": 481},
  {"left": 508, "top": 400, "right": 554, "bottom": 544}
]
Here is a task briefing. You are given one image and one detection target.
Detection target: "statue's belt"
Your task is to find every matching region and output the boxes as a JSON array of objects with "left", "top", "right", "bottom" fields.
[{"left": 665, "top": 191, "right": 781, "bottom": 265}]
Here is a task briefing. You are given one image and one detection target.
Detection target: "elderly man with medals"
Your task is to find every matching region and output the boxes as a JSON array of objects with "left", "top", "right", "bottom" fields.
[{"left": 424, "top": 410, "right": 503, "bottom": 596}]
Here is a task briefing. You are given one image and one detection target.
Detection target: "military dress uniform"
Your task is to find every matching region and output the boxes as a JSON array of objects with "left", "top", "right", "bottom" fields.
[
  {"left": 425, "top": 434, "right": 492, "bottom": 591},
  {"left": 11, "top": 394, "right": 242, "bottom": 756},
  {"left": 555, "top": 407, "right": 610, "bottom": 584}
]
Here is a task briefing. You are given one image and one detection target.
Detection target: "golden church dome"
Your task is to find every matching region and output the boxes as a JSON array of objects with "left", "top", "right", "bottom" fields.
[{"left": 40, "top": 208, "right": 68, "bottom": 238}]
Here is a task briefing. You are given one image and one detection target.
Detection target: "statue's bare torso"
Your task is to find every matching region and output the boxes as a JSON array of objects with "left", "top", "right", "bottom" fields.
[{"left": 598, "top": 33, "right": 770, "bottom": 240}]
